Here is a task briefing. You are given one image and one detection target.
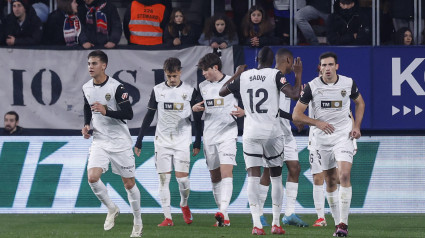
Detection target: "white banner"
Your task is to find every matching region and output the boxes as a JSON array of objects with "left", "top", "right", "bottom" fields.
[{"left": 0, "top": 47, "right": 235, "bottom": 130}]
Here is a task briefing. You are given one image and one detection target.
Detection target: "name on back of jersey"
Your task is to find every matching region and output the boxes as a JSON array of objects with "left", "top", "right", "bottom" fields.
[
  {"left": 164, "top": 102, "right": 184, "bottom": 110},
  {"left": 249, "top": 75, "right": 266, "bottom": 82},
  {"left": 206, "top": 98, "right": 224, "bottom": 107}
]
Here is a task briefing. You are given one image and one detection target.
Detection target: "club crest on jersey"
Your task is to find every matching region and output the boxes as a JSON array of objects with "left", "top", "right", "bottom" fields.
[
  {"left": 105, "top": 93, "right": 111, "bottom": 101},
  {"left": 280, "top": 77, "right": 287, "bottom": 84},
  {"left": 206, "top": 98, "right": 224, "bottom": 107},
  {"left": 122, "top": 93, "right": 128, "bottom": 100},
  {"left": 182, "top": 93, "right": 187, "bottom": 100},
  {"left": 341, "top": 89, "right": 347, "bottom": 97},
  {"left": 164, "top": 102, "right": 184, "bottom": 111}
]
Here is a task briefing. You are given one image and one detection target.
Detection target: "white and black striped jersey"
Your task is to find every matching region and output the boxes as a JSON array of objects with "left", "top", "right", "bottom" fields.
[
  {"left": 148, "top": 81, "right": 197, "bottom": 149},
  {"left": 199, "top": 75, "right": 238, "bottom": 145},
  {"left": 299, "top": 75, "right": 360, "bottom": 148},
  {"left": 82, "top": 77, "right": 133, "bottom": 152},
  {"left": 227, "top": 68, "right": 288, "bottom": 139}
]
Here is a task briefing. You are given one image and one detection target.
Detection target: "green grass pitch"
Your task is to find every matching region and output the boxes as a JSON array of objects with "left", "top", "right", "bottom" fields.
[{"left": 0, "top": 213, "right": 424, "bottom": 237}]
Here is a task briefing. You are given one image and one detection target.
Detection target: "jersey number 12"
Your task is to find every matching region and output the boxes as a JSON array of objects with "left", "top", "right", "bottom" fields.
[{"left": 247, "top": 88, "right": 268, "bottom": 113}]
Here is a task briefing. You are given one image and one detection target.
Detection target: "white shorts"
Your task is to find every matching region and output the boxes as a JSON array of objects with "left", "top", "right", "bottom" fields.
[
  {"left": 310, "top": 138, "right": 355, "bottom": 174},
  {"left": 204, "top": 139, "right": 237, "bottom": 170},
  {"left": 283, "top": 136, "right": 298, "bottom": 162},
  {"left": 87, "top": 145, "right": 135, "bottom": 178},
  {"left": 243, "top": 135, "right": 284, "bottom": 169},
  {"left": 155, "top": 144, "right": 190, "bottom": 173}
]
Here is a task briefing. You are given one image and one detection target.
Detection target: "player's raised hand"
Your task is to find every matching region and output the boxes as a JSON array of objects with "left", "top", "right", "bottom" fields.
[
  {"left": 316, "top": 121, "right": 335, "bottom": 135},
  {"left": 231, "top": 105, "right": 245, "bottom": 117},
  {"left": 82, "top": 125, "right": 91, "bottom": 139},
  {"left": 293, "top": 57, "right": 302, "bottom": 75},
  {"left": 134, "top": 147, "right": 141, "bottom": 157},
  {"left": 235, "top": 64, "right": 247, "bottom": 75},
  {"left": 192, "top": 101, "right": 205, "bottom": 112}
]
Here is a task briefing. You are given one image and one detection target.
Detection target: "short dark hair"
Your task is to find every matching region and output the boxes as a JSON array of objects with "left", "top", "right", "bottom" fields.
[
  {"left": 163, "top": 57, "right": 182, "bottom": 72},
  {"left": 88, "top": 50, "right": 108, "bottom": 65},
  {"left": 319, "top": 52, "right": 338, "bottom": 64},
  {"left": 197, "top": 53, "right": 222, "bottom": 71},
  {"left": 257, "top": 46, "right": 274, "bottom": 67},
  {"left": 5, "top": 111, "right": 19, "bottom": 121},
  {"left": 340, "top": 0, "right": 354, "bottom": 4},
  {"left": 276, "top": 48, "right": 293, "bottom": 58},
  {"left": 57, "top": 0, "right": 74, "bottom": 15}
]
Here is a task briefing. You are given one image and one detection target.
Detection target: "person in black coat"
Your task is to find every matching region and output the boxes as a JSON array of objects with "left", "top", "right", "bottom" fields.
[
  {"left": 326, "top": 0, "right": 372, "bottom": 45},
  {"left": 163, "top": 8, "right": 197, "bottom": 47},
  {"left": 2, "top": 0, "right": 43, "bottom": 46},
  {"left": 44, "top": 0, "right": 85, "bottom": 46},
  {"left": 77, "top": 0, "right": 122, "bottom": 49}
]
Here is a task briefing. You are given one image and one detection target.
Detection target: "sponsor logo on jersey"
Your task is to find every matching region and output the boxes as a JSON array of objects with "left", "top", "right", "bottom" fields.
[
  {"left": 105, "top": 93, "right": 111, "bottom": 101},
  {"left": 321, "top": 100, "right": 342, "bottom": 108},
  {"left": 122, "top": 93, "right": 128, "bottom": 100},
  {"left": 249, "top": 75, "right": 266, "bottom": 82},
  {"left": 206, "top": 98, "right": 224, "bottom": 107},
  {"left": 280, "top": 77, "right": 287, "bottom": 84},
  {"left": 164, "top": 102, "right": 184, "bottom": 110},
  {"left": 182, "top": 93, "right": 187, "bottom": 100},
  {"left": 341, "top": 89, "right": 347, "bottom": 97}
]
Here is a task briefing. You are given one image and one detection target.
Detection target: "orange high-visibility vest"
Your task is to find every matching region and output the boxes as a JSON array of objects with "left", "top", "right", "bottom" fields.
[{"left": 129, "top": 2, "right": 165, "bottom": 45}]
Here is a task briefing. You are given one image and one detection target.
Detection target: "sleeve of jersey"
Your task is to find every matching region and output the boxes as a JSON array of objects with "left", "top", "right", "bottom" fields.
[
  {"left": 135, "top": 108, "right": 156, "bottom": 149},
  {"left": 275, "top": 71, "right": 289, "bottom": 90},
  {"left": 190, "top": 88, "right": 203, "bottom": 106},
  {"left": 105, "top": 85, "right": 133, "bottom": 120},
  {"left": 83, "top": 93, "right": 92, "bottom": 126},
  {"left": 226, "top": 78, "right": 240, "bottom": 94},
  {"left": 279, "top": 109, "right": 293, "bottom": 121},
  {"left": 147, "top": 89, "right": 158, "bottom": 110},
  {"left": 349, "top": 80, "right": 360, "bottom": 100},
  {"left": 299, "top": 83, "right": 313, "bottom": 105}
]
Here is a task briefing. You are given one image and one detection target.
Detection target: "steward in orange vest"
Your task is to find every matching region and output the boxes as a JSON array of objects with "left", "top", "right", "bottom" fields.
[{"left": 123, "top": 0, "right": 171, "bottom": 45}]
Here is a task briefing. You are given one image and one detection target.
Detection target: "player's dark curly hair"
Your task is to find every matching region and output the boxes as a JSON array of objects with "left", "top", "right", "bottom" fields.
[
  {"left": 163, "top": 57, "right": 182, "bottom": 72},
  {"left": 197, "top": 53, "right": 222, "bottom": 71}
]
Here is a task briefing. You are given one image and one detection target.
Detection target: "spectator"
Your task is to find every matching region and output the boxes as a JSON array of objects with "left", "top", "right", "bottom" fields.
[
  {"left": 44, "top": 0, "right": 83, "bottom": 46},
  {"left": 123, "top": 0, "right": 171, "bottom": 46},
  {"left": 241, "top": 5, "right": 277, "bottom": 48},
  {"left": 31, "top": 0, "right": 49, "bottom": 23},
  {"left": 326, "top": 0, "right": 372, "bottom": 45},
  {"left": 77, "top": 0, "right": 122, "bottom": 49},
  {"left": 390, "top": 0, "right": 424, "bottom": 42},
  {"left": 2, "top": 111, "right": 24, "bottom": 136},
  {"left": 294, "top": 0, "right": 331, "bottom": 45},
  {"left": 163, "top": 8, "right": 197, "bottom": 47},
  {"left": 198, "top": 14, "right": 238, "bottom": 49},
  {"left": 2, "top": 0, "right": 43, "bottom": 46},
  {"left": 393, "top": 27, "right": 413, "bottom": 45},
  {"left": 274, "top": 0, "right": 306, "bottom": 45}
]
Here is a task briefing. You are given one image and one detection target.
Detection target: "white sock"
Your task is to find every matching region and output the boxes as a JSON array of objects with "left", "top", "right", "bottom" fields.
[
  {"left": 271, "top": 176, "right": 283, "bottom": 226},
  {"left": 126, "top": 185, "right": 142, "bottom": 225},
  {"left": 220, "top": 177, "right": 233, "bottom": 220},
  {"left": 326, "top": 189, "right": 340, "bottom": 226},
  {"left": 248, "top": 176, "right": 262, "bottom": 228},
  {"left": 258, "top": 184, "right": 269, "bottom": 216},
  {"left": 284, "top": 182, "right": 298, "bottom": 217},
  {"left": 313, "top": 185, "right": 325, "bottom": 219},
  {"left": 339, "top": 186, "right": 352, "bottom": 225},
  {"left": 212, "top": 181, "right": 222, "bottom": 209},
  {"left": 176, "top": 176, "right": 190, "bottom": 207},
  {"left": 89, "top": 179, "right": 115, "bottom": 212},
  {"left": 158, "top": 174, "right": 172, "bottom": 219}
]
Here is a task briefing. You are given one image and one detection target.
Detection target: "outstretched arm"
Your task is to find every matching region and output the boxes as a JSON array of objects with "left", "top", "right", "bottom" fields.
[{"left": 219, "top": 64, "right": 247, "bottom": 97}]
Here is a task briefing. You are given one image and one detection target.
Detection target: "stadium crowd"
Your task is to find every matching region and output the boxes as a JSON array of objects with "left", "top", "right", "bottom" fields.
[{"left": 0, "top": 0, "right": 424, "bottom": 47}]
